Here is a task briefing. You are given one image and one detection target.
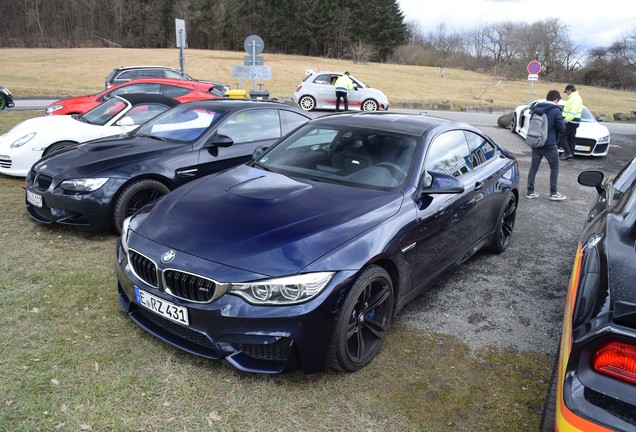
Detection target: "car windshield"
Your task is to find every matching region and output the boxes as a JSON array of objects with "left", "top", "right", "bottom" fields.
[
  {"left": 80, "top": 97, "right": 129, "bottom": 125},
  {"left": 254, "top": 125, "right": 418, "bottom": 190},
  {"left": 135, "top": 105, "right": 225, "bottom": 142}
]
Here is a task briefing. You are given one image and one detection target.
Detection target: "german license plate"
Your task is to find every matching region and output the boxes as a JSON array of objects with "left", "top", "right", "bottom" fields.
[
  {"left": 575, "top": 145, "right": 591, "bottom": 152},
  {"left": 134, "top": 287, "right": 189, "bottom": 326},
  {"left": 26, "top": 189, "right": 42, "bottom": 207}
]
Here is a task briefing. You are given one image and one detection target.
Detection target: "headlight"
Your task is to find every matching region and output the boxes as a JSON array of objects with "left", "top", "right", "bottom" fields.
[
  {"left": 229, "top": 272, "right": 334, "bottom": 305},
  {"left": 598, "top": 135, "right": 610, "bottom": 144},
  {"left": 120, "top": 216, "right": 132, "bottom": 254},
  {"left": 60, "top": 178, "right": 109, "bottom": 192},
  {"left": 10, "top": 132, "right": 36, "bottom": 148},
  {"left": 45, "top": 105, "right": 64, "bottom": 114}
]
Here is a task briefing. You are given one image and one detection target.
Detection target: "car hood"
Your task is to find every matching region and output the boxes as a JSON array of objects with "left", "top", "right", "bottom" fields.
[
  {"left": 0, "top": 115, "right": 93, "bottom": 144},
  {"left": 34, "top": 134, "right": 182, "bottom": 178},
  {"left": 133, "top": 165, "right": 404, "bottom": 276}
]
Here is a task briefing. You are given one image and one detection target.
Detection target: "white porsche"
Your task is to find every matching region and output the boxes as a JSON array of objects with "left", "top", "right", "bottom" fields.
[
  {"left": 510, "top": 99, "right": 610, "bottom": 156},
  {"left": 0, "top": 94, "right": 177, "bottom": 177}
]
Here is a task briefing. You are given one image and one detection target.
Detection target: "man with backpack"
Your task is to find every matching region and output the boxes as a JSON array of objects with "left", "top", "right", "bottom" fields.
[{"left": 526, "top": 90, "right": 567, "bottom": 201}]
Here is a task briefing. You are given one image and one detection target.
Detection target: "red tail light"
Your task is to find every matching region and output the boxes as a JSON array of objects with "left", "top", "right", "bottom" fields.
[
  {"left": 296, "top": 85, "right": 302, "bottom": 92},
  {"left": 593, "top": 342, "right": 636, "bottom": 384}
]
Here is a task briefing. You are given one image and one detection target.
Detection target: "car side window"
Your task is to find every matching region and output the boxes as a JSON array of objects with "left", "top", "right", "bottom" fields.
[
  {"left": 160, "top": 85, "right": 191, "bottom": 97},
  {"left": 125, "top": 104, "right": 171, "bottom": 125},
  {"left": 112, "top": 83, "right": 161, "bottom": 96},
  {"left": 280, "top": 110, "right": 309, "bottom": 135},
  {"left": 424, "top": 130, "right": 473, "bottom": 181},
  {"left": 313, "top": 74, "right": 333, "bottom": 85},
  {"left": 464, "top": 131, "right": 496, "bottom": 168},
  {"left": 164, "top": 70, "right": 184, "bottom": 79},
  {"left": 217, "top": 109, "right": 281, "bottom": 144}
]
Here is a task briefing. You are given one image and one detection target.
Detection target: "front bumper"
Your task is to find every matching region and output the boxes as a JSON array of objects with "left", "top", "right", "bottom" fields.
[
  {"left": 115, "top": 235, "right": 354, "bottom": 374},
  {"left": 25, "top": 171, "right": 127, "bottom": 232},
  {"left": 573, "top": 137, "right": 610, "bottom": 157}
]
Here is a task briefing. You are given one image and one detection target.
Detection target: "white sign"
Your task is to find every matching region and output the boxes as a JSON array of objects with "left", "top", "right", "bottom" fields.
[
  {"left": 232, "top": 65, "right": 272, "bottom": 80},
  {"left": 528, "top": 74, "right": 539, "bottom": 81},
  {"left": 175, "top": 19, "right": 187, "bottom": 48}
]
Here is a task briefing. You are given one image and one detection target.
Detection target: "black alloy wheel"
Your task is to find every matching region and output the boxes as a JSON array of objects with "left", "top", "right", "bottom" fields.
[
  {"left": 113, "top": 179, "right": 170, "bottom": 233},
  {"left": 0, "top": 94, "right": 6, "bottom": 110},
  {"left": 488, "top": 193, "right": 517, "bottom": 253},
  {"left": 330, "top": 265, "right": 394, "bottom": 372}
]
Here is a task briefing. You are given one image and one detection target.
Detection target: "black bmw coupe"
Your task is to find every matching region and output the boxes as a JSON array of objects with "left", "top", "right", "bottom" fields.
[
  {"left": 115, "top": 112, "right": 519, "bottom": 374},
  {"left": 25, "top": 99, "right": 313, "bottom": 233}
]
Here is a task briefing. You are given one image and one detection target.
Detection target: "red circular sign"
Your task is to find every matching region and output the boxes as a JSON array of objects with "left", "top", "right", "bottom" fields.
[{"left": 527, "top": 61, "right": 541, "bottom": 75}]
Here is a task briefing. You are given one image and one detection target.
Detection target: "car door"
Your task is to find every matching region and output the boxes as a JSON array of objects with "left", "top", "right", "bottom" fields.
[
  {"left": 194, "top": 108, "right": 309, "bottom": 177},
  {"left": 406, "top": 129, "right": 490, "bottom": 296},
  {"left": 311, "top": 73, "right": 338, "bottom": 109}
]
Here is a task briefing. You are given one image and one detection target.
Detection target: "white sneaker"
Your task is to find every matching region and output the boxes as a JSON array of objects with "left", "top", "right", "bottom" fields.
[
  {"left": 550, "top": 192, "right": 566, "bottom": 201},
  {"left": 526, "top": 192, "right": 539, "bottom": 199}
]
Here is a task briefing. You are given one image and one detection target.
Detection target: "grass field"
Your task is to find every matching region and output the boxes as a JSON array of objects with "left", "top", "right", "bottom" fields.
[
  {"left": 0, "top": 168, "right": 550, "bottom": 430},
  {"left": 0, "top": 49, "right": 576, "bottom": 431},
  {"left": 2, "top": 48, "right": 636, "bottom": 117}
]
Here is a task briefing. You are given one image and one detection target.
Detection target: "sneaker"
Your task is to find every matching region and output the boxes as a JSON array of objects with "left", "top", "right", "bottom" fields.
[
  {"left": 526, "top": 192, "right": 539, "bottom": 199},
  {"left": 559, "top": 154, "right": 573, "bottom": 161},
  {"left": 550, "top": 192, "right": 566, "bottom": 201}
]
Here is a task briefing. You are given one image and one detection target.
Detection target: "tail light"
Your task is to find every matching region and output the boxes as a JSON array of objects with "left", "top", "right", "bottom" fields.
[
  {"left": 296, "top": 85, "right": 302, "bottom": 92},
  {"left": 593, "top": 341, "right": 636, "bottom": 385}
]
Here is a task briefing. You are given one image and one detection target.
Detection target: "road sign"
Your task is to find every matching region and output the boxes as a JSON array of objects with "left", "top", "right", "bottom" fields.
[
  {"left": 244, "top": 55, "right": 264, "bottom": 66},
  {"left": 528, "top": 74, "right": 539, "bottom": 81},
  {"left": 175, "top": 19, "right": 186, "bottom": 48},
  {"left": 232, "top": 65, "right": 272, "bottom": 80},
  {"left": 244, "top": 35, "right": 264, "bottom": 55},
  {"left": 527, "top": 61, "right": 541, "bottom": 75}
]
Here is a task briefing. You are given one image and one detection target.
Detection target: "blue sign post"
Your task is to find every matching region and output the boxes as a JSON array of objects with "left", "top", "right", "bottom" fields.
[{"left": 527, "top": 60, "right": 541, "bottom": 102}]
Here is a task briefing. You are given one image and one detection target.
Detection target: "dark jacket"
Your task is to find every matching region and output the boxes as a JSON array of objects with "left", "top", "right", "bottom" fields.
[{"left": 531, "top": 102, "right": 565, "bottom": 148}]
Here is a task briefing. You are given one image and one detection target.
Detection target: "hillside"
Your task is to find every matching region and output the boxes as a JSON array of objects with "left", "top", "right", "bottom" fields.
[{"left": 2, "top": 48, "right": 635, "bottom": 118}]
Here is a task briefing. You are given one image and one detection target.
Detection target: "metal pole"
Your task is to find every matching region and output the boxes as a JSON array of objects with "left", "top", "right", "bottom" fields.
[{"left": 179, "top": 30, "right": 185, "bottom": 77}]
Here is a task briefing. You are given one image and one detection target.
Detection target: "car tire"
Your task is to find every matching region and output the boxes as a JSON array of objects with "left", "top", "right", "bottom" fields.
[
  {"left": 43, "top": 141, "right": 77, "bottom": 156},
  {"left": 329, "top": 265, "right": 394, "bottom": 372},
  {"left": 539, "top": 348, "right": 559, "bottom": 432},
  {"left": 361, "top": 99, "right": 379, "bottom": 111},
  {"left": 0, "top": 94, "right": 6, "bottom": 110},
  {"left": 509, "top": 113, "right": 517, "bottom": 134},
  {"left": 487, "top": 192, "right": 517, "bottom": 254},
  {"left": 298, "top": 95, "right": 316, "bottom": 111},
  {"left": 113, "top": 179, "right": 170, "bottom": 234}
]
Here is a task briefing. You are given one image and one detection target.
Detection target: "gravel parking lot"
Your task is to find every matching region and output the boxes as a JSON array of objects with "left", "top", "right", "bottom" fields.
[{"left": 400, "top": 127, "right": 635, "bottom": 357}]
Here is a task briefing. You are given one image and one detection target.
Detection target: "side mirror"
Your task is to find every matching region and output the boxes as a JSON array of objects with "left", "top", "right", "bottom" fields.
[
  {"left": 252, "top": 145, "right": 269, "bottom": 160},
  {"left": 578, "top": 170, "right": 605, "bottom": 194},
  {"left": 116, "top": 116, "right": 135, "bottom": 127},
  {"left": 420, "top": 171, "right": 465, "bottom": 195},
  {"left": 204, "top": 134, "right": 233, "bottom": 148}
]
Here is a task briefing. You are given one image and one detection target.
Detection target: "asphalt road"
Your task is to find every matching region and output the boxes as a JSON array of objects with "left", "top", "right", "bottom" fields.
[{"left": 400, "top": 126, "right": 636, "bottom": 357}]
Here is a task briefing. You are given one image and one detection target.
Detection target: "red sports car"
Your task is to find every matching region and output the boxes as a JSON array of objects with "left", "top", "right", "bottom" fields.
[{"left": 45, "top": 78, "right": 220, "bottom": 116}]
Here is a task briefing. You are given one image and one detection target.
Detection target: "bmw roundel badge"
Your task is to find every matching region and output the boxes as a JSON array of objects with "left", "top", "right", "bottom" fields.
[{"left": 161, "top": 250, "right": 176, "bottom": 264}]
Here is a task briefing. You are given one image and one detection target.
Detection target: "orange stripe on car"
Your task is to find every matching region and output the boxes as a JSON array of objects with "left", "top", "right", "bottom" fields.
[{"left": 555, "top": 243, "right": 613, "bottom": 432}]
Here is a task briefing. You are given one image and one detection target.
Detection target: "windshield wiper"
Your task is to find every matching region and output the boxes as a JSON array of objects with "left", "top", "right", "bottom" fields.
[{"left": 136, "top": 133, "right": 168, "bottom": 141}]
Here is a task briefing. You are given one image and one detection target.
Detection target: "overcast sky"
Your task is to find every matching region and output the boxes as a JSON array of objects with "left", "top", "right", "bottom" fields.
[{"left": 397, "top": 0, "right": 636, "bottom": 49}]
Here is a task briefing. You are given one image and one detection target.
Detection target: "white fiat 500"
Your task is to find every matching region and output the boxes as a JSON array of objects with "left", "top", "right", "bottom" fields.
[
  {"left": 292, "top": 70, "right": 389, "bottom": 112},
  {"left": 510, "top": 99, "right": 610, "bottom": 156},
  {"left": 0, "top": 94, "right": 177, "bottom": 177}
]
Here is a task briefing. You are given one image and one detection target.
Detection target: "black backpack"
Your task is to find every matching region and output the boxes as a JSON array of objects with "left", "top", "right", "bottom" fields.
[{"left": 525, "top": 111, "right": 549, "bottom": 148}]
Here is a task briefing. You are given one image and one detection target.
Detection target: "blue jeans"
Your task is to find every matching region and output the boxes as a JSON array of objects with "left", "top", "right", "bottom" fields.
[{"left": 527, "top": 146, "right": 560, "bottom": 195}]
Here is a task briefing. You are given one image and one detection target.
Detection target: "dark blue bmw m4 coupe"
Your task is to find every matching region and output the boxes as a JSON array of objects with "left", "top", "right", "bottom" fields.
[{"left": 116, "top": 112, "right": 519, "bottom": 374}]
